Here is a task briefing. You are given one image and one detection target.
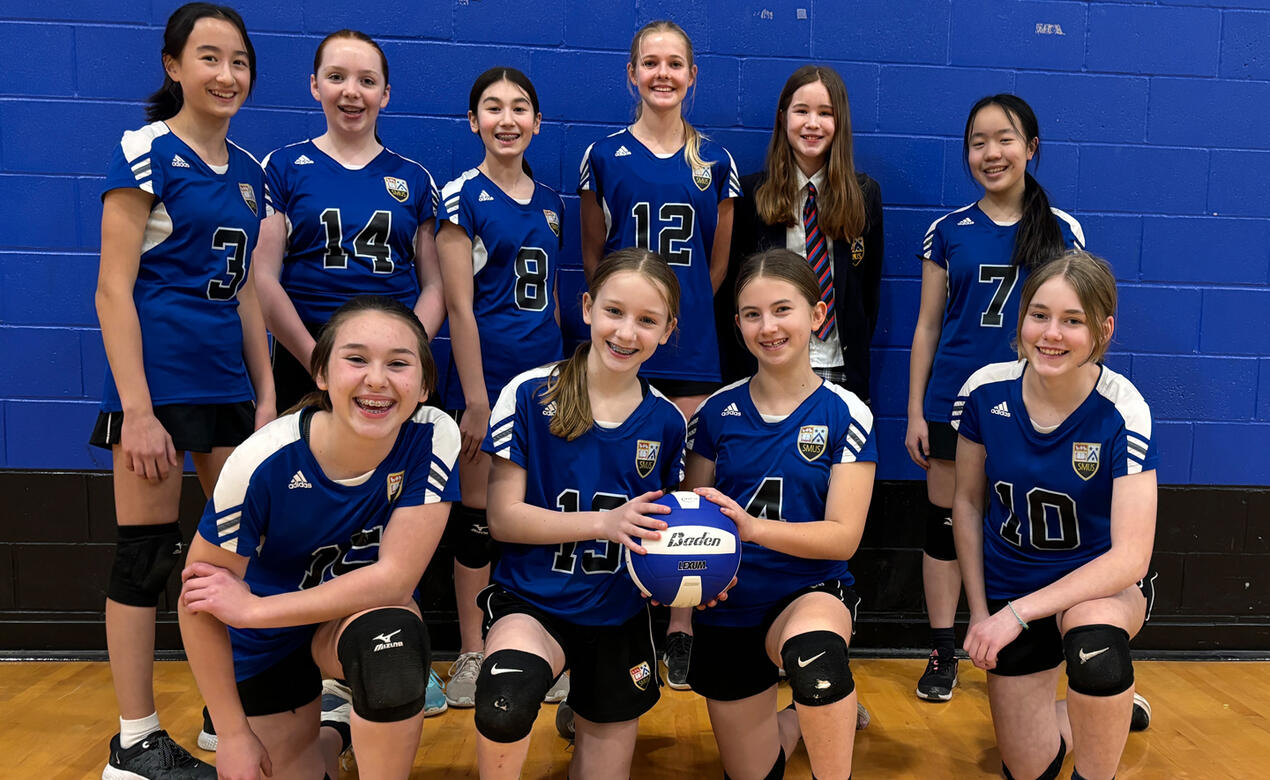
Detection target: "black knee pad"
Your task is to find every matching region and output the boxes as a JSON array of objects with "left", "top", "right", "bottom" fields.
[
  {"left": 780, "top": 631, "right": 853, "bottom": 707},
  {"left": 336, "top": 608, "right": 431, "bottom": 722},
  {"left": 474, "top": 649, "right": 553, "bottom": 743},
  {"left": 1004, "top": 736, "right": 1065, "bottom": 780},
  {"left": 923, "top": 501, "right": 957, "bottom": 561},
  {"left": 107, "top": 522, "right": 183, "bottom": 607},
  {"left": 724, "top": 747, "right": 784, "bottom": 780},
  {"left": 452, "top": 504, "right": 495, "bottom": 569},
  {"left": 1063, "top": 624, "right": 1133, "bottom": 697}
]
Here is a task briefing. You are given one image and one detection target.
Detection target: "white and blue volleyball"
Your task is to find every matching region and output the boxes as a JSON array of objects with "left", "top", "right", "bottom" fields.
[{"left": 626, "top": 491, "right": 741, "bottom": 608}]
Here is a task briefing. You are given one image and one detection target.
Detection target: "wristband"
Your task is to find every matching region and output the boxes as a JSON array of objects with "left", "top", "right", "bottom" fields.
[{"left": 1005, "top": 600, "right": 1029, "bottom": 630}]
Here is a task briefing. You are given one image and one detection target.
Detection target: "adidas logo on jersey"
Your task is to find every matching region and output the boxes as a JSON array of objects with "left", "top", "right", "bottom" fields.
[
  {"left": 288, "top": 470, "right": 312, "bottom": 489},
  {"left": 957, "top": 216, "right": 975, "bottom": 226},
  {"left": 542, "top": 401, "right": 557, "bottom": 417},
  {"left": 721, "top": 402, "right": 742, "bottom": 417},
  {"left": 294, "top": 154, "right": 315, "bottom": 165},
  {"left": 479, "top": 189, "right": 494, "bottom": 202},
  {"left": 171, "top": 154, "right": 190, "bottom": 168},
  {"left": 615, "top": 145, "right": 632, "bottom": 157},
  {"left": 991, "top": 401, "right": 1011, "bottom": 418}
]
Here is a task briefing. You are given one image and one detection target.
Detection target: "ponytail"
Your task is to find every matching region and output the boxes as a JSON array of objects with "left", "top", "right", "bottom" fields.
[
  {"left": 145, "top": 78, "right": 184, "bottom": 122},
  {"left": 542, "top": 344, "right": 593, "bottom": 441},
  {"left": 682, "top": 119, "right": 710, "bottom": 175},
  {"left": 1013, "top": 172, "right": 1064, "bottom": 270}
]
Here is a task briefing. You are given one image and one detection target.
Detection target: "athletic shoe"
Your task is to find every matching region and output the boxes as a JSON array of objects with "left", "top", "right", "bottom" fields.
[
  {"left": 103, "top": 730, "right": 216, "bottom": 780},
  {"left": 320, "top": 679, "right": 354, "bottom": 771},
  {"left": 915, "top": 649, "right": 958, "bottom": 701},
  {"left": 425, "top": 668, "right": 448, "bottom": 717},
  {"left": 196, "top": 706, "right": 216, "bottom": 751},
  {"left": 555, "top": 701, "right": 575, "bottom": 742},
  {"left": 445, "top": 651, "right": 484, "bottom": 708},
  {"left": 662, "top": 632, "right": 693, "bottom": 690},
  {"left": 856, "top": 701, "right": 871, "bottom": 730},
  {"left": 1130, "top": 692, "right": 1152, "bottom": 732},
  {"left": 544, "top": 670, "right": 570, "bottom": 703}
]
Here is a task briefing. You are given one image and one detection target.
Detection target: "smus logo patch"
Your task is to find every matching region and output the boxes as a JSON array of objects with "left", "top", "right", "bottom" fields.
[
  {"left": 1072, "top": 442, "right": 1100, "bottom": 481},
  {"left": 543, "top": 209, "right": 561, "bottom": 238},
  {"left": 636, "top": 440, "right": 660, "bottom": 478},
  {"left": 850, "top": 236, "right": 865, "bottom": 266},
  {"left": 797, "top": 425, "right": 828, "bottom": 462},
  {"left": 692, "top": 165, "right": 712, "bottom": 191},
  {"left": 384, "top": 176, "right": 409, "bottom": 203},
  {"left": 387, "top": 470, "right": 405, "bottom": 502},
  {"left": 238, "top": 183, "right": 257, "bottom": 215},
  {"left": 629, "top": 660, "right": 652, "bottom": 691}
]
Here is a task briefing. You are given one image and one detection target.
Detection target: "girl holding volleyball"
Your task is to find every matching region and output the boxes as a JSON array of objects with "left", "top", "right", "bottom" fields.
[{"left": 688, "top": 249, "right": 876, "bottom": 780}]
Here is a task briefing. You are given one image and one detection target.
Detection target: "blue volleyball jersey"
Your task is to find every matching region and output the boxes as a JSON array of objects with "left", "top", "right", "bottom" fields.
[
  {"left": 952, "top": 361, "right": 1157, "bottom": 601},
  {"left": 921, "top": 203, "right": 1084, "bottom": 423},
  {"left": 688, "top": 379, "right": 877, "bottom": 627},
  {"left": 579, "top": 129, "right": 742, "bottom": 383},
  {"left": 483, "top": 365, "right": 687, "bottom": 625},
  {"left": 100, "top": 121, "right": 271, "bottom": 411},
  {"left": 197, "top": 406, "right": 460, "bottom": 680},
  {"left": 263, "top": 140, "right": 439, "bottom": 324},
  {"left": 436, "top": 169, "right": 565, "bottom": 409}
]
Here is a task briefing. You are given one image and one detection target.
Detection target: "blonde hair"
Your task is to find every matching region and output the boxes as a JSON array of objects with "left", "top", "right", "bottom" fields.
[
  {"left": 1017, "top": 249, "right": 1117, "bottom": 364},
  {"left": 629, "top": 20, "right": 711, "bottom": 173},
  {"left": 543, "top": 249, "right": 681, "bottom": 441}
]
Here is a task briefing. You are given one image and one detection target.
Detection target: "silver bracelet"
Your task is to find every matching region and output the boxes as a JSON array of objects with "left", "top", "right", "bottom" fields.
[{"left": 1006, "top": 600, "right": 1029, "bottom": 630}]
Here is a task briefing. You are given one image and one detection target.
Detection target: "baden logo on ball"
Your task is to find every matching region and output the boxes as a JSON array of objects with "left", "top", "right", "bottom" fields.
[{"left": 626, "top": 491, "right": 741, "bottom": 608}]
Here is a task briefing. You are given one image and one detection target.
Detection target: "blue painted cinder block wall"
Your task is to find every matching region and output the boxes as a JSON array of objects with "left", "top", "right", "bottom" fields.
[{"left": 1, "top": 0, "right": 1267, "bottom": 484}]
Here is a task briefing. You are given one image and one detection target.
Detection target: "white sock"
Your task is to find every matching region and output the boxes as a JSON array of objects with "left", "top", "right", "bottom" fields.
[{"left": 119, "top": 712, "right": 161, "bottom": 749}]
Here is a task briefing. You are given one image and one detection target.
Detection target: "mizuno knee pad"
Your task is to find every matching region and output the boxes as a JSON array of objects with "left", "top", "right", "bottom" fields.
[
  {"left": 780, "top": 630, "right": 854, "bottom": 707},
  {"left": 923, "top": 501, "right": 957, "bottom": 561},
  {"left": 1063, "top": 624, "right": 1133, "bottom": 697},
  {"left": 474, "top": 649, "right": 553, "bottom": 743},
  {"left": 452, "top": 504, "right": 495, "bottom": 569},
  {"left": 336, "top": 608, "right": 431, "bottom": 722},
  {"left": 107, "top": 522, "right": 183, "bottom": 607}
]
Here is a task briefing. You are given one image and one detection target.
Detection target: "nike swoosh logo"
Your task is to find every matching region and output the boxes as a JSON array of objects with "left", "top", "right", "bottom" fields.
[
  {"left": 490, "top": 664, "right": 523, "bottom": 675},
  {"left": 797, "top": 651, "right": 826, "bottom": 668},
  {"left": 1078, "top": 647, "right": 1109, "bottom": 664}
]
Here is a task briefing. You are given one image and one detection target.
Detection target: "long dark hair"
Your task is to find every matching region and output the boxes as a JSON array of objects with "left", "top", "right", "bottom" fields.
[
  {"left": 469, "top": 67, "right": 539, "bottom": 178},
  {"left": 146, "top": 3, "right": 256, "bottom": 123},
  {"left": 963, "top": 94, "right": 1064, "bottom": 270}
]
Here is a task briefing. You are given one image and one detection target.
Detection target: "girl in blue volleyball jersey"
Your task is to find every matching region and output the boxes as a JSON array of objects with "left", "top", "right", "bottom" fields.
[
  {"left": 474, "top": 250, "right": 684, "bottom": 780},
  {"left": 91, "top": 5, "right": 272, "bottom": 777},
  {"left": 254, "top": 30, "right": 445, "bottom": 414},
  {"left": 434, "top": 67, "right": 566, "bottom": 709},
  {"left": 906, "top": 95, "right": 1085, "bottom": 702},
  {"left": 687, "top": 249, "right": 876, "bottom": 780},
  {"left": 179, "top": 296, "right": 459, "bottom": 780},
  {"left": 952, "top": 251, "right": 1156, "bottom": 780}
]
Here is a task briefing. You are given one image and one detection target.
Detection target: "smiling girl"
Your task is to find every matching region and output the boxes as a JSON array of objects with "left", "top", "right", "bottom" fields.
[
  {"left": 906, "top": 94, "right": 1085, "bottom": 703},
  {"left": 178, "top": 295, "right": 460, "bottom": 780},
  {"left": 951, "top": 250, "right": 1157, "bottom": 780}
]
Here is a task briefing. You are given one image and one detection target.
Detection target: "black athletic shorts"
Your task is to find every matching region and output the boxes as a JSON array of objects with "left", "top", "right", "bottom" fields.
[
  {"left": 687, "top": 579, "right": 860, "bottom": 702},
  {"left": 926, "top": 419, "right": 959, "bottom": 461},
  {"left": 989, "top": 572, "right": 1158, "bottom": 678},
  {"left": 89, "top": 401, "right": 254, "bottom": 453},
  {"left": 477, "top": 584, "right": 660, "bottom": 723},
  {"left": 271, "top": 321, "right": 325, "bottom": 415},
  {"left": 236, "top": 640, "right": 322, "bottom": 717},
  {"left": 645, "top": 377, "right": 720, "bottom": 399}
]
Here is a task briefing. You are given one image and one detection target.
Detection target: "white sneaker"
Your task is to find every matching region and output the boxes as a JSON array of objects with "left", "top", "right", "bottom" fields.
[
  {"left": 445, "top": 651, "right": 484, "bottom": 708},
  {"left": 544, "top": 671, "right": 570, "bottom": 703}
]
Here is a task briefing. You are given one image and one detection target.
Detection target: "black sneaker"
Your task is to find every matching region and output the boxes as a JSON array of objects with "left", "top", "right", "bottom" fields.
[
  {"left": 196, "top": 706, "right": 216, "bottom": 751},
  {"left": 1130, "top": 692, "right": 1151, "bottom": 732},
  {"left": 555, "top": 701, "right": 575, "bottom": 742},
  {"left": 103, "top": 730, "right": 216, "bottom": 780},
  {"left": 662, "top": 632, "right": 693, "bottom": 690},
  {"left": 915, "top": 649, "right": 958, "bottom": 701}
]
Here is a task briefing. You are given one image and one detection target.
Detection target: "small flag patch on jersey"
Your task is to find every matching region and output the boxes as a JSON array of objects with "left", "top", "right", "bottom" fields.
[
  {"left": 636, "top": 440, "right": 660, "bottom": 478},
  {"left": 387, "top": 470, "right": 405, "bottom": 502},
  {"left": 850, "top": 236, "right": 865, "bottom": 266},
  {"left": 629, "top": 660, "right": 652, "bottom": 691},
  {"left": 797, "top": 425, "right": 828, "bottom": 462},
  {"left": 1072, "top": 442, "right": 1100, "bottom": 481},
  {"left": 384, "top": 176, "right": 409, "bottom": 203},
  {"left": 957, "top": 216, "right": 975, "bottom": 226},
  {"left": 239, "top": 183, "right": 258, "bottom": 216},
  {"left": 288, "top": 470, "right": 312, "bottom": 490},
  {"left": 615, "top": 145, "right": 632, "bottom": 157},
  {"left": 171, "top": 154, "right": 190, "bottom": 168},
  {"left": 991, "top": 401, "right": 1011, "bottom": 418},
  {"left": 692, "top": 165, "right": 713, "bottom": 191},
  {"left": 478, "top": 190, "right": 494, "bottom": 202},
  {"left": 543, "top": 209, "right": 561, "bottom": 238},
  {"left": 295, "top": 154, "right": 314, "bottom": 165},
  {"left": 721, "top": 402, "right": 741, "bottom": 417}
]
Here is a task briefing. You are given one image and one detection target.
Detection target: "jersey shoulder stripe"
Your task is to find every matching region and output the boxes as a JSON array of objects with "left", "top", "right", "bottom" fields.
[
  {"left": 489, "top": 363, "right": 557, "bottom": 457},
  {"left": 411, "top": 405, "right": 461, "bottom": 501},
  {"left": 1094, "top": 366, "right": 1153, "bottom": 473},
  {"left": 118, "top": 121, "right": 171, "bottom": 193},
  {"left": 823, "top": 381, "right": 874, "bottom": 462},
  {"left": 441, "top": 168, "right": 482, "bottom": 221},
  {"left": 1050, "top": 207, "right": 1085, "bottom": 248},
  {"left": 951, "top": 360, "right": 1025, "bottom": 429},
  {"left": 206, "top": 413, "right": 304, "bottom": 553},
  {"left": 922, "top": 202, "right": 976, "bottom": 259}
]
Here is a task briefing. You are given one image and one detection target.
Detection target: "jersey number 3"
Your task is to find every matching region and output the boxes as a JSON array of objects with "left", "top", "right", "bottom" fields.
[{"left": 206, "top": 227, "right": 248, "bottom": 301}]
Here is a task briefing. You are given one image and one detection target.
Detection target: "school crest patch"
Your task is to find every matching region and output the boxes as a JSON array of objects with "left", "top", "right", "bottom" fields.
[
  {"left": 384, "top": 176, "right": 409, "bottom": 203},
  {"left": 797, "top": 425, "right": 828, "bottom": 462},
  {"left": 692, "top": 165, "right": 712, "bottom": 191},
  {"left": 238, "top": 183, "right": 257, "bottom": 215},
  {"left": 387, "top": 470, "right": 405, "bottom": 502},
  {"left": 850, "top": 236, "right": 865, "bottom": 266},
  {"left": 629, "top": 660, "right": 652, "bottom": 691},
  {"left": 1072, "top": 443, "right": 1100, "bottom": 481},
  {"left": 543, "top": 209, "right": 561, "bottom": 238},
  {"left": 636, "top": 440, "right": 660, "bottom": 478}
]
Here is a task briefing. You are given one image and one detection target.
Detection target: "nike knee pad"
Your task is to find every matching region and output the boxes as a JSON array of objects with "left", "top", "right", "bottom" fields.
[
  {"left": 107, "top": 522, "right": 183, "bottom": 607},
  {"left": 474, "top": 650, "right": 553, "bottom": 743},
  {"left": 780, "top": 630, "right": 853, "bottom": 707},
  {"left": 923, "top": 501, "right": 957, "bottom": 561},
  {"left": 1064, "top": 624, "right": 1133, "bottom": 697},
  {"left": 337, "top": 608, "right": 431, "bottom": 722}
]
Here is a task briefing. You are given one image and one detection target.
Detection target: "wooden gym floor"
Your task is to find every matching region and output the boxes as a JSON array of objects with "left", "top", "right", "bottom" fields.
[{"left": 4, "top": 658, "right": 1266, "bottom": 778}]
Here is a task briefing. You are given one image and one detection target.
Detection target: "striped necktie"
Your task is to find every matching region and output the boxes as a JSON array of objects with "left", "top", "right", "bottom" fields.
[{"left": 803, "top": 181, "right": 835, "bottom": 339}]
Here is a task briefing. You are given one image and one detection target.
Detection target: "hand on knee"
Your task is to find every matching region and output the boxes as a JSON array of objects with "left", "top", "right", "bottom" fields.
[
  {"left": 474, "top": 650, "right": 553, "bottom": 743},
  {"left": 780, "top": 631, "right": 853, "bottom": 707},
  {"left": 1063, "top": 625, "right": 1133, "bottom": 697},
  {"left": 336, "top": 608, "right": 431, "bottom": 722}
]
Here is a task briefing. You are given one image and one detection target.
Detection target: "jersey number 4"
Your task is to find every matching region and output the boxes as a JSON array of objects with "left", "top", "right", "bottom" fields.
[
  {"left": 978, "top": 264, "right": 1019, "bottom": 327},
  {"left": 632, "top": 202, "right": 695, "bottom": 266},
  {"left": 552, "top": 490, "right": 627, "bottom": 574},
  {"left": 320, "top": 208, "right": 394, "bottom": 273},
  {"left": 994, "top": 482, "right": 1080, "bottom": 550}
]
